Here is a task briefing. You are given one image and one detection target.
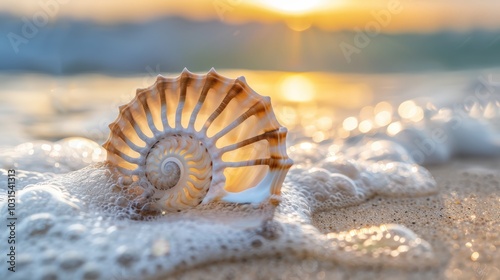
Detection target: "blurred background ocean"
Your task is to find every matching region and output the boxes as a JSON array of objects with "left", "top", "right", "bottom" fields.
[
  {"left": 1, "top": 0, "right": 500, "bottom": 73},
  {"left": 0, "top": 0, "right": 500, "bottom": 148}
]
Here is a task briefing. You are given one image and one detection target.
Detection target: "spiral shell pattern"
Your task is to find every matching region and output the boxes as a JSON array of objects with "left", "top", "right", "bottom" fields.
[
  {"left": 145, "top": 135, "right": 212, "bottom": 208},
  {"left": 103, "top": 68, "right": 293, "bottom": 212}
]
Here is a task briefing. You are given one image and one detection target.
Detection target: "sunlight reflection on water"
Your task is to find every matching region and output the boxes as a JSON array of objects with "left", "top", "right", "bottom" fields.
[{"left": 0, "top": 69, "right": 499, "bottom": 147}]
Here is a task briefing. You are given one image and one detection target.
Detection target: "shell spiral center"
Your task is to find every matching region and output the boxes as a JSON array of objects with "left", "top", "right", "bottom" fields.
[
  {"left": 158, "top": 158, "right": 182, "bottom": 190},
  {"left": 144, "top": 135, "right": 213, "bottom": 209}
]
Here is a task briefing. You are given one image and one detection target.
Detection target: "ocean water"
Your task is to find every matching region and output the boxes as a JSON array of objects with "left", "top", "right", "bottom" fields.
[{"left": 1, "top": 70, "right": 500, "bottom": 279}]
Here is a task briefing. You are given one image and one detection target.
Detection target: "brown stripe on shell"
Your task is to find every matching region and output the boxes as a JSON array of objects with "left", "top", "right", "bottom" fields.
[
  {"left": 106, "top": 123, "right": 143, "bottom": 153},
  {"left": 188, "top": 69, "right": 220, "bottom": 128},
  {"left": 155, "top": 77, "right": 171, "bottom": 130},
  {"left": 202, "top": 78, "right": 245, "bottom": 131},
  {"left": 219, "top": 128, "right": 280, "bottom": 153},
  {"left": 176, "top": 70, "right": 191, "bottom": 127},
  {"left": 103, "top": 142, "right": 141, "bottom": 165},
  {"left": 212, "top": 97, "right": 274, "bottom": 141},
  {"left": 119, "top": 107, "right": 150, "bottom": 142},
  {"left": 136, "top": 90, "right": 160, "bottom": 135},
  {"left": 267, "top": 127, "right": 289, "bottom": 159},
  {"left": 224, "top": 158, "right": 292, "bottom": 169}
]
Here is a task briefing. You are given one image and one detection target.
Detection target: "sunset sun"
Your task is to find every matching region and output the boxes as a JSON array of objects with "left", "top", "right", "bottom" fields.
[{"left": 256, "top": 0, "right": 325, "bottom": 14}]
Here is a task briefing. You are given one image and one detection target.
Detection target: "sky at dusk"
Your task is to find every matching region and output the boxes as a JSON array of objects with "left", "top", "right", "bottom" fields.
[
  {"left": 0, "top": 0, "right": 499, "bottom": 32},
  {"left": 1, "top": 1, "right": 500, "bottom": 74}
]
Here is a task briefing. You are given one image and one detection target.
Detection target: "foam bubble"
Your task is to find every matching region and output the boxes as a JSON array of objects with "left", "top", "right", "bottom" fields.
[
  {"left": 0, "top": 137, "right": 439, "bottom": 279},
  {"left": 0, "top": 137, "right": 105, "bottom": 173},
  {"left": 0, "top": 169, "right": 55, "bottom": 191}
]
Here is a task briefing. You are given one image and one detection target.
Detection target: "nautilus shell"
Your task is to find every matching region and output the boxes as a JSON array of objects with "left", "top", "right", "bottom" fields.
[{"left": 103, "top": 68, "right": 293, "bottom": 212}]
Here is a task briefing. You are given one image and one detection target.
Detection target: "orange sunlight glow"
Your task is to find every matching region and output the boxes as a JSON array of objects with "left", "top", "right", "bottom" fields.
[
  {"left": 1, "top": 0, "right": 500, "bottom": 32},
  {"left": 280, "top": 75, "right": 315, "bottom": 102},
  {"left": 256, "top": 0, "right": 325, "bottom": 15},
  {"left": 1, "top": 0, "right": 499, "bottom": 32}
]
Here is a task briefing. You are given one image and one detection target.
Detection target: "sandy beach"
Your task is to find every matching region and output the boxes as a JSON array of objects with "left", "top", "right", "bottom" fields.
[{"left": 169, "top": 158, "right": 499, "bottom": 280}]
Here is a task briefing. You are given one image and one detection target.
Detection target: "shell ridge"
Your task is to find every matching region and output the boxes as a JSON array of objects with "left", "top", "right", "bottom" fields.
[
  {"left": 187, "top": 161, "right": 211, "bottom": 180},
  {"left": 156, "top": 80, "right": 171, "bottom": 130},
  {"left": 265, "top": 128, "right": 288, "bottom": 158},
  {"left": 109, "top": 125, "right": 145, "bottom": 153},
  {"left": 175, "top": 72, "right": 191, "bottom": 128},
  {"left": 184, "top": 183, "right": 203, "bottom": 198},
  {"left": 105, "top": 142, "right": 141, "bottom": 165},
  {"left": 188, "top": 167, "right": 210, "bottom": 179},
  {"left": 175, "top": 136, "right": 188, "bottom": 154},
  {"left": 273, "top": 127, "right": 291, "bottom": 159},
  {"left": 201, "top": 80, "right": 245, "bottom": 132},
  {"left": 177, "top": 188, "right": 193, "bottom": 204},
  {"left": 189, "top": 172, "right": 210, "bottom": 182},
  {"left": 187, "top": 164, "right": 211, "bottom": 179},
  {"left": 127, "top": 97, "right": 152, "bottom": 133},
  {"left": 187, "top": 180, "right": 207, "bottom": 191},
  {"left": 185, "top": 149, "right": 203, "bottom": 161},
  {"left": 224, "top": 159, "right": 269, "bottom": 168},
  {"left": 258, "top": 96, "right": 283, "bottom": 131},
  {"left": 211, "top": 100, "right": 269, "bottom": 141},
  {"left": 223, "top": 158, "right": 291, "bottom": 168},
  {"left": 187, "top": 73, "right": 218, "bottom": 128},
  {"left": 137, "top": 93, "right": 161, "bottom": 135},
  {"left": 120, "top": 108, "right": 151, "bottom": 143},
  {"left": 219, "top": 128, "right": 280, "bottom": 154}
]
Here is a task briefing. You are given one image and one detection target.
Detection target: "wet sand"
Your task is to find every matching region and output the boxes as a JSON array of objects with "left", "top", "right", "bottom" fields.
[{"left": 167, "top": 158, "right": 499, "bottom": 280}]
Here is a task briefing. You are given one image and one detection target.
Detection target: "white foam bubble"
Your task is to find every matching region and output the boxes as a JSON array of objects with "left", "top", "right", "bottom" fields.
[
  {"left": 0, "top": 137, "right": 439, "bottom": 279},
  {"left": 0, "top": 137, "right": 105, "bottom": 173}
]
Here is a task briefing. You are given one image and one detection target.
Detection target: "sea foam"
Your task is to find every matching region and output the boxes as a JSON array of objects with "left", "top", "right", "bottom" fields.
[{"left": 1, "top": 136, "right": 438, "bottom": 280}]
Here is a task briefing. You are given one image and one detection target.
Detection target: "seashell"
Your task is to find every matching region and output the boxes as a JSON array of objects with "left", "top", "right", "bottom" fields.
[{"left": 103, "top": 68, "right": 293, "bottom": 212}]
